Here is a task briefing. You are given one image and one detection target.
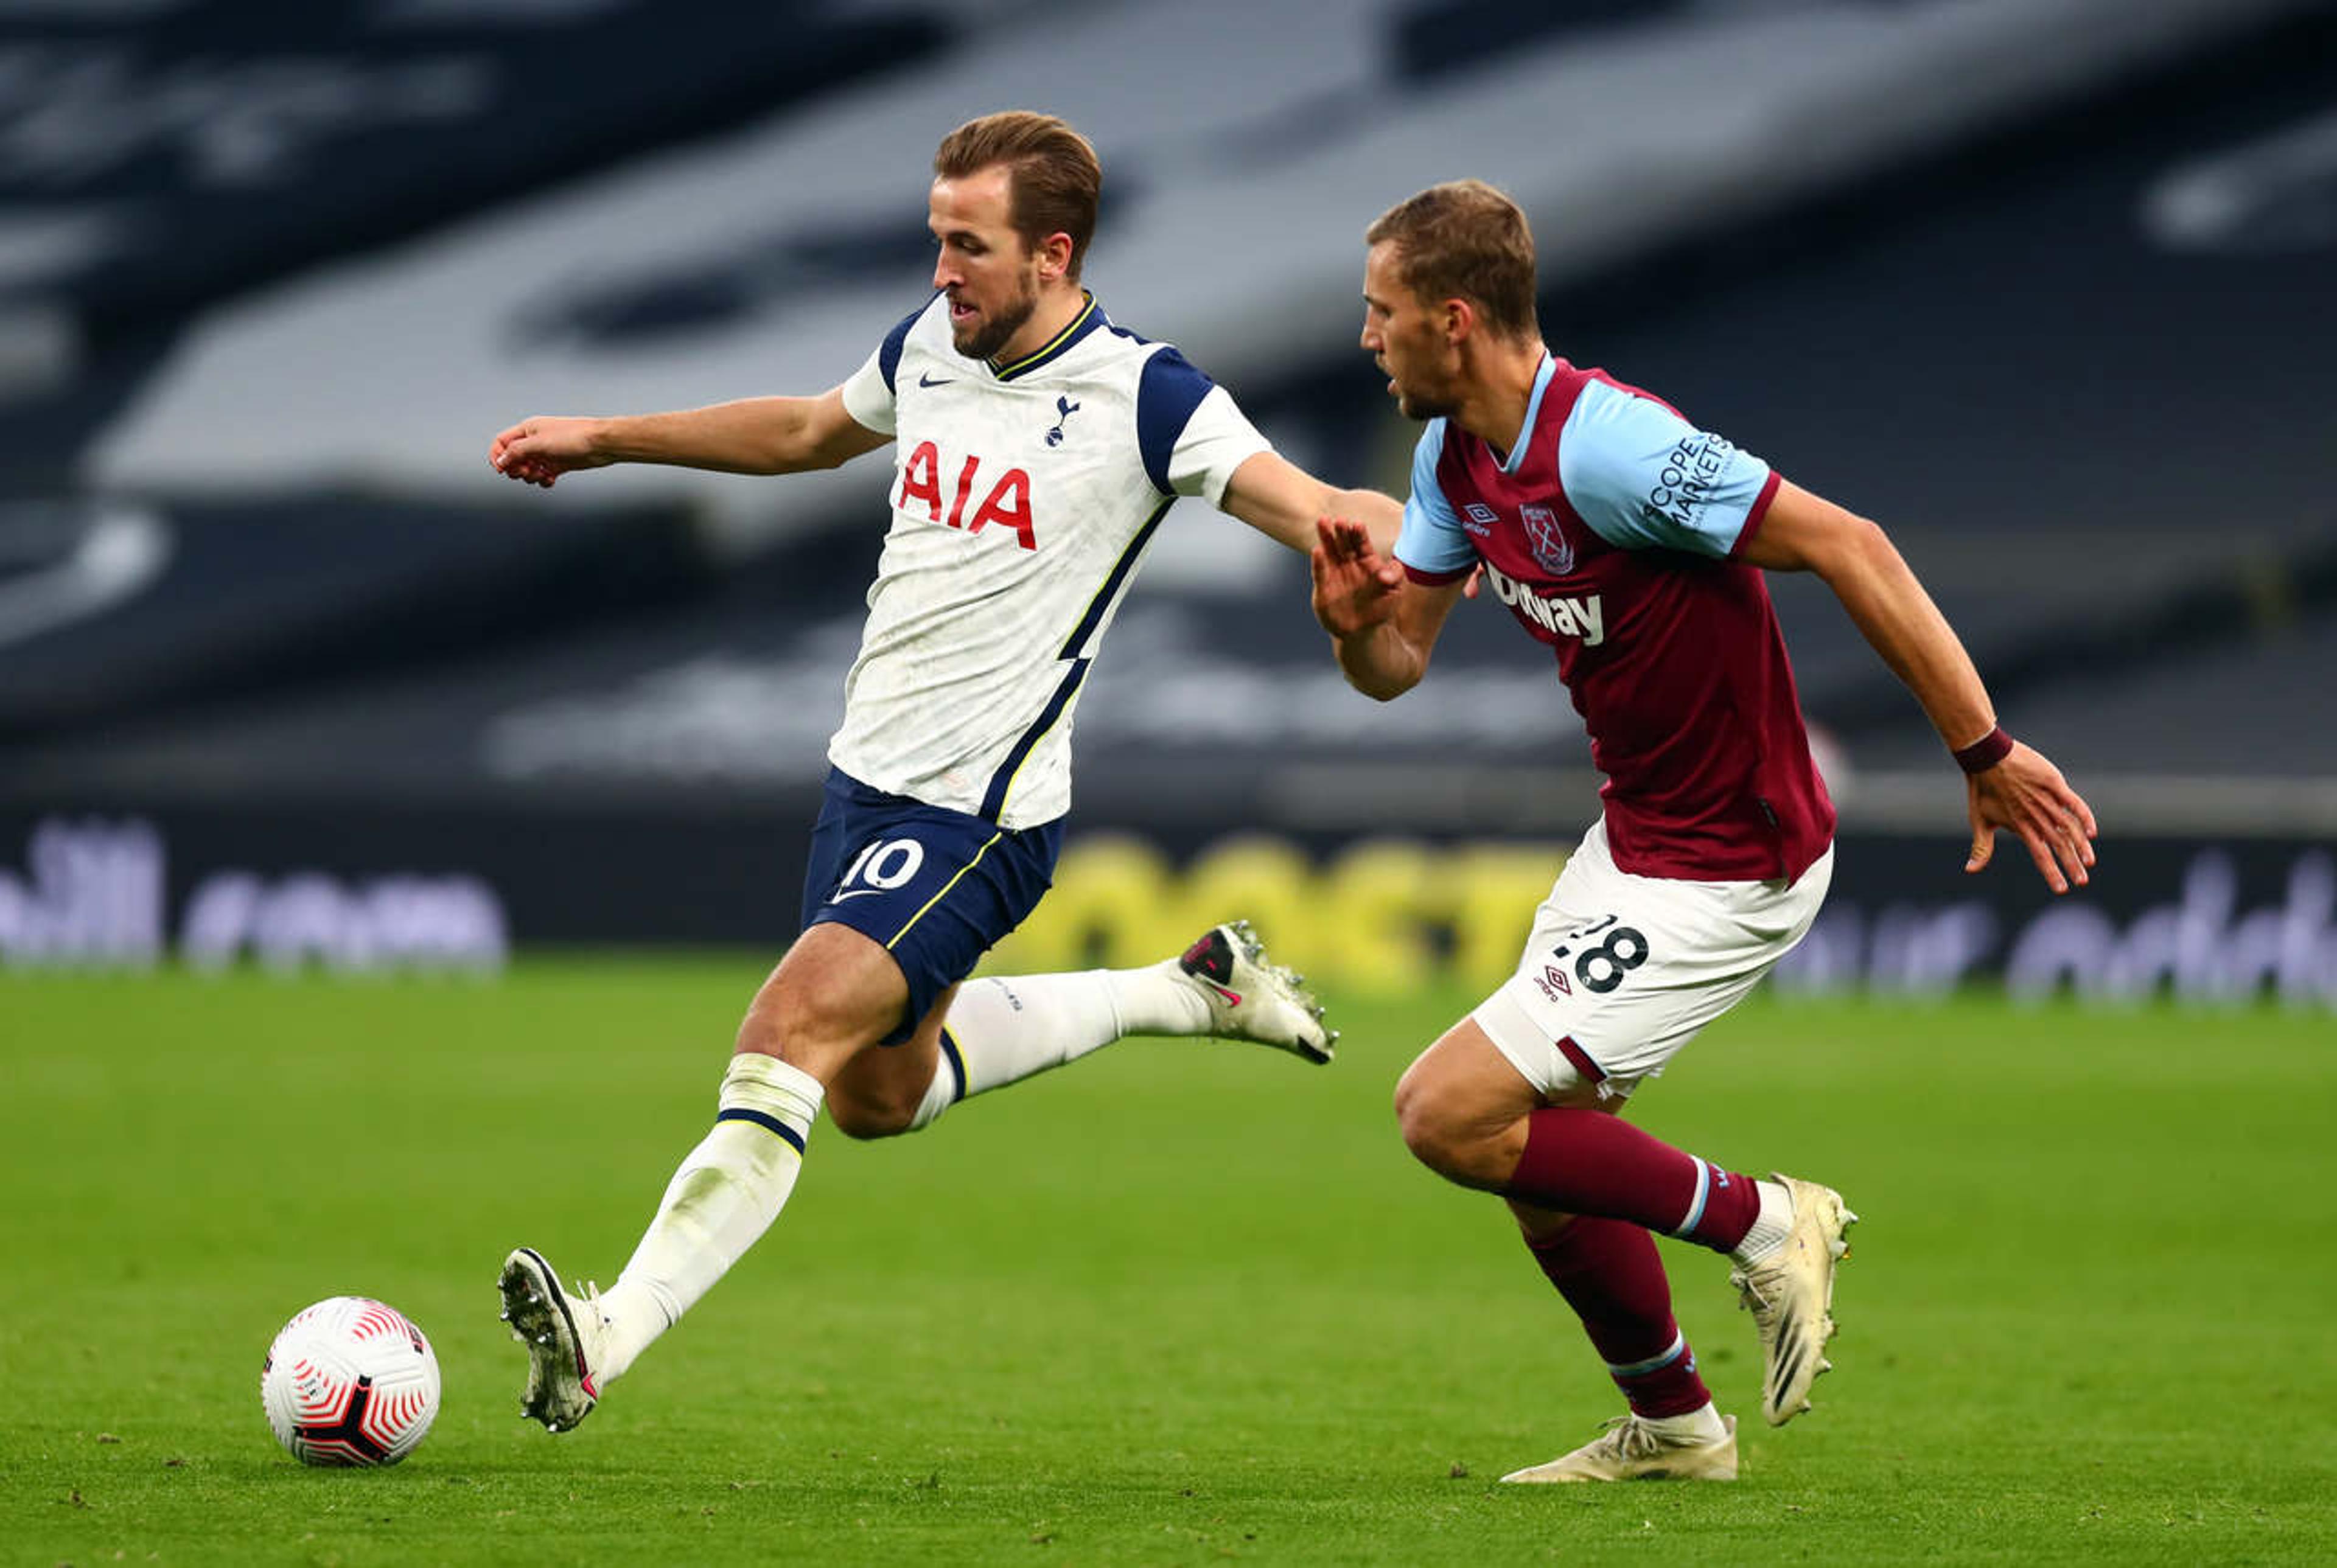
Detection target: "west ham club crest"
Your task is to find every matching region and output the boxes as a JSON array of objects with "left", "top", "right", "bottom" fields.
[{"left": 1521, "top": 504, "right": 1574, "bottom": 575}]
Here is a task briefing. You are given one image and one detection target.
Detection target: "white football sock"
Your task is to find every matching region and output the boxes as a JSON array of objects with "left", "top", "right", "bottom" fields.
[
  {"left": 909, "top": 964, "right": 1213, "bottom": 1129},
  {"left": 593, "top": 1052, "right": 822, "bottom": 1383},
  {"left": 1641, "top": 1402, "right": 1728, "bottom": 1444},
  {"left": 1729, "top": 1179, "right": 1797, "bottom": 1267}
]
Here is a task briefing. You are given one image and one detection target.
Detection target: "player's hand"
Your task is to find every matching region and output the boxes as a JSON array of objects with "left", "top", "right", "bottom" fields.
[
  {"left": 1965, "top": 742, "right": 2098, "bottom": 894},
  {"left": 489, "top": 416, "right": 609, "bottom": 489},
  {"left": 1310, "top": 517, "right": 1403, "bottom": 639}
]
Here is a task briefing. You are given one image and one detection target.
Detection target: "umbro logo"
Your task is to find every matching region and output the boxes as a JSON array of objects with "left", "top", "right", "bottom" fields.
[{"left": 918, "top": 372, "right": 953, "bottom": 388}]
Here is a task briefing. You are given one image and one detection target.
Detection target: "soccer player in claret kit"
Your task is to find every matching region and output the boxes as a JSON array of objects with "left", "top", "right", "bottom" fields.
[
  {"left": 483, "top": 112, "right": 1403, "bottom": 1432},
  {"left": 1310, "top": 181, "right": 2099, "bottom": 1481}
]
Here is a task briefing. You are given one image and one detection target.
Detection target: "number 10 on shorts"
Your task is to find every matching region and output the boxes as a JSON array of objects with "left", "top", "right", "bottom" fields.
[{"left": 835, "top": 837, "right": 926, "bottom": 901}]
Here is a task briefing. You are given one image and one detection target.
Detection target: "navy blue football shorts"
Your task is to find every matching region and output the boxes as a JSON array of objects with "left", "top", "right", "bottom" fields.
[{"left": 800, "top": 766, "right": 1063, "bottom": 1045}]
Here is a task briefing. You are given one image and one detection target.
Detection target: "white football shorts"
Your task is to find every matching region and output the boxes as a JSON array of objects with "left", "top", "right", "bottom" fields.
[{"left": 1473, "top": 818, "right": 1833, "bottom": 1103}]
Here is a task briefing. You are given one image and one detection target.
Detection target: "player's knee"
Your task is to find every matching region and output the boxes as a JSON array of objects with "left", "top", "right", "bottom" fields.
[{"left": 1393, "top": 1064, "right": 1495, "bottom": 1186}]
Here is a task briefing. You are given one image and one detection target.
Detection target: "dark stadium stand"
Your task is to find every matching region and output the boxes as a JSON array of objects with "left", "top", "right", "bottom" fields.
[
  {"left": 0, "top": 492, "right": 707, "bottom": 745},
  {"left": 0, "top": 0, "right": 943, "bottom": 489},
  {"left": 0, "top": 1, "right": 941, "bottom": 353}
]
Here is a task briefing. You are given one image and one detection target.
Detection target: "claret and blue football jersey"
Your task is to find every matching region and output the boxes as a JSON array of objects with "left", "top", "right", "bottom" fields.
[
  {"left": 1396, "top": 353, "right": 1835, "bottom": 883},
  {"left": 836, "top": 291, "right": 1268, "bottom": 829}
]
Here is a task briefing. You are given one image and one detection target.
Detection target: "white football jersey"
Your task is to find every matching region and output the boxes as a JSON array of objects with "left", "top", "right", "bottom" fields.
[{"left": 833, "top": 291, "right": 1270, "bottom": 828}]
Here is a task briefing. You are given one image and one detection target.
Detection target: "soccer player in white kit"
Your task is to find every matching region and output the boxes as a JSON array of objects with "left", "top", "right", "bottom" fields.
[{"left": 483, "top": 113, "right": 1402, "bottom": 1432}]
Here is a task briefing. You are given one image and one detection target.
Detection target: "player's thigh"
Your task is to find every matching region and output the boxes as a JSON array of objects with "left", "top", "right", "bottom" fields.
[
  {"left": 1397, "top": 1016, "right": 1587, "bottom": 1134},
  {"left": 739, "top": 920, "right": 914, "bottom": 1079},
  {"left": 1473, "top": 825, "right": 1831, "bottom": 1103},
  {"left": 798, "top": 768, "right": 1061, "bottom": 1048}
]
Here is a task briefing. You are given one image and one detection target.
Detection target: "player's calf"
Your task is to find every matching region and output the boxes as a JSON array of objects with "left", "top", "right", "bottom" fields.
[{"left": 825, "top": 1045, "right": 949, "bottom": 1140}]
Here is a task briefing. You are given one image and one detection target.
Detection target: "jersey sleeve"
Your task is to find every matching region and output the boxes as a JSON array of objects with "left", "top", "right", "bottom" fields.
[
  {"left": 1137, "top": 347, "right": 1271, "bottom": 503},
  {"left": 1556, "top": 377, "right": 1778, "bottom": 558},
  {"left": 838, "top": 301, "right": 927, "bottom": 436},
  {"left": 1392, "top": 422, "right": 1476, "bottom": 582}
]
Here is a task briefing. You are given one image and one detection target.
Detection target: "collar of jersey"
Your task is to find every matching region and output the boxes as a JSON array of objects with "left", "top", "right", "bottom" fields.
[
  {"left": 987, "top": 291, "right": 1103, "bottom": 382},
  {"left": 1492, "top": 350, "right": 1560, "bottom": 475}
]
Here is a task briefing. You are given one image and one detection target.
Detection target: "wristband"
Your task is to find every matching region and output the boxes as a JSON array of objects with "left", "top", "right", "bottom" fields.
[{"left": 1952, "top": 724, "right": 2014, "bottom": 775}]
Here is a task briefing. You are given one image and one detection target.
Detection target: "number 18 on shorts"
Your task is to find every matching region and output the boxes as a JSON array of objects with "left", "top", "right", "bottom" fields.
[{"left": 1471, "top": 820, "right": 1832, "bottom": 1103}]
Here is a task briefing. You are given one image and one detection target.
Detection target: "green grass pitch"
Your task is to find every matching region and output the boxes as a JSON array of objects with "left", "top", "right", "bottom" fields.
[{"left": 3, "top": 963, "right": 2332, "bottom": 1564}]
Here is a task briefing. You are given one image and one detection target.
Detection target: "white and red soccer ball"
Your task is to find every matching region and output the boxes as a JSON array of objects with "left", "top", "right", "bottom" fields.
[{"left": 260, "top": 1297, "right": 441, "bottom": 1466}]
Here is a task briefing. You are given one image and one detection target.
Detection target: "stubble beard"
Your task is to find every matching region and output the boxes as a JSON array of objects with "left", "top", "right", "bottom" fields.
[
  {"left": 1386, "top": 354, "right": 1460, "bottom": 422},
  {"left": 1396, "top": 384, "right": 1459, "bottom": 422},
  {"left": 951, "top": 276, "right": 1041, "bottom": 362}
]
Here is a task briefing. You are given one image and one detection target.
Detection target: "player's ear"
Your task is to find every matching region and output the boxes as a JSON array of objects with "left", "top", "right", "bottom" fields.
[
  {"left": 1441, "top": 295, "right": 1475, "bottom": 345},
  {"left": 1034, "top": 230, "right": 1075, "bottom": 283}
]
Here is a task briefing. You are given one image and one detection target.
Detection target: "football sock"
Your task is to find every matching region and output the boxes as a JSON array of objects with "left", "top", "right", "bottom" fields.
[
  {"left": 906, "top": 964, "right": 1213, "bottom": 1128},
  {"left": 1642, "top": 1403, "right": 1730, "bottom": 1444},
  {"left": 1526, "top": 1216, "right": 1714, "bottom": 1418},
  {"left": 1730, "top": 1179, "right": 1796, "bottom": 1266},
  {"left": 594, "top": 1051, "right": 822, "bottom": 1382},
  {"left": 1506, "top": 1107, "right": 1762, "bottom": 1254}
]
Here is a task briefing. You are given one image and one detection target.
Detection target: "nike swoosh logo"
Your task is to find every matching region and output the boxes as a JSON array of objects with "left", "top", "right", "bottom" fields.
[
  {"left": 1202, "top": 981, "right": 1242, "bottom": 1006},
  {"left": 831, "top": 888, "right": 886, "bottom": 902},
  {"left": 918, "top": 372, "right": 952, "bottom": 388}
]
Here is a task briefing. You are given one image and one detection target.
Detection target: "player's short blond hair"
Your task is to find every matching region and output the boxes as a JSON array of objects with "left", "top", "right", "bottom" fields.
[
  {"left": 934, "top": 111, "right": 1103, "bottom": 281},
  {"left": 1367, "top": 179, "right": 1540, "bottom": 341}
]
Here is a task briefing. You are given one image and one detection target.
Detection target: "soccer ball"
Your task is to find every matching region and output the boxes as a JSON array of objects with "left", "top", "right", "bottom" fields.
[{"left": 260, "top": 1297, "right": 441, "bottom": 1466}]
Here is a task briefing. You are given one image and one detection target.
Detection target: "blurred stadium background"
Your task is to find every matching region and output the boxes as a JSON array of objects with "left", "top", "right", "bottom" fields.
[{"left": 2, "top": 0, "right": 2333, "bottom": 1006}]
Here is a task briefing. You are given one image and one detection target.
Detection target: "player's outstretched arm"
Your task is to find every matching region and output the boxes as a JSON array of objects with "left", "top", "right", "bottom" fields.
[
  {"left": 488, "top": 386, "right": 890, "bottom": 489},
  {"left": 1310, "top": 517, "right": 1463, "bottom": 700},
  {"left": 1740, "top": 478, "right": 2098, "bottom": 893},
  {"left": 1220, "top": 451, "right": 1404, "bottom": 555}
]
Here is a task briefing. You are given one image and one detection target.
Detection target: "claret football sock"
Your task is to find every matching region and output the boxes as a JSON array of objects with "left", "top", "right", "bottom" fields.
[
  {"left": 1507, "top": 1107, "right": 1764, "bottom": 1255},
  {"left": 593, "top": 1051, "right": 822, "bottom": 1382},
  {"left": 1527, "top": 1216, "right": 1713, "bottom": 1418}
]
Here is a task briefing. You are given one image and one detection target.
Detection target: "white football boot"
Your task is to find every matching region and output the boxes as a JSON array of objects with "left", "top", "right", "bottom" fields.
[
  {"left": 1173, "top": 920, "right": 1335, "bottom": 1064},
  {"left": 498, "top": 1246, "right": 607, "bottom": 1434},
  {"left": 1730, "top": 1174, "right": 1858, "bottom": 1427},
  {"left": 1500, "top": 1413, "right": 1739, "bottom": 1483}
]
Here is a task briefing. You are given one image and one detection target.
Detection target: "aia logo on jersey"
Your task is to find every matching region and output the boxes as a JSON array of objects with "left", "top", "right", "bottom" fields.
[
  {"left": 898, "top": 442, "right": 1036, "bottom": 550},
  {"left": 1521, "top": 504, "right": 1575, "bottom": 575},
  {"left": 1462, "top": 502, "right": 1498, "bottom": 538}
]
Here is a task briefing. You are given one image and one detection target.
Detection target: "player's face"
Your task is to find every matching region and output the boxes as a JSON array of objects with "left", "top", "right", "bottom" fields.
[
  {"left": 1360, "top": 240, "right": 1462, "bottom": 421},
  {"left": 929, "top": 166, "right": 1045, "bottom": 362}
]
